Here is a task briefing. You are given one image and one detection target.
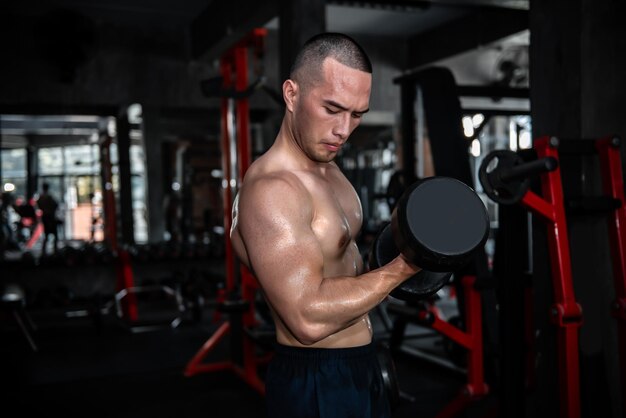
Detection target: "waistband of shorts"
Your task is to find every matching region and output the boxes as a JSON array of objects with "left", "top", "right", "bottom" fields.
[{"left": 272, "top": 341, "right": 376, "bottom": 360}]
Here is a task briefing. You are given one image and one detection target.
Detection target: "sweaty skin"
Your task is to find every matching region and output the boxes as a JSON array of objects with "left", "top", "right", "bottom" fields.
[{"left": 230, "top": 57, "right": 420, "bottom": 348}]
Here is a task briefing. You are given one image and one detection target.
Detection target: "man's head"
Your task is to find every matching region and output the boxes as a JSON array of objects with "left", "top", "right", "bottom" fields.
[
  {"left": 42, "top": 183, "right": 50, "bottom": 192},
  {"left": 290, "top": 33, "right": 372, "bottom": 94},
  {"left": 283, "top": 33, "right": 372, "bottom": 163}
]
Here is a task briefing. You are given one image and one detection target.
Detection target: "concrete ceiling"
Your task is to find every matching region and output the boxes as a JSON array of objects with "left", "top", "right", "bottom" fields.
[
  {"left": 0, "top": 0, "right": 529, "bottom": 139},
  {"left": 6, "top": 1, "right": 528, "bottom": 44},
  {"left": 7, "top": 1, "right": 527, "bottom": 25}
]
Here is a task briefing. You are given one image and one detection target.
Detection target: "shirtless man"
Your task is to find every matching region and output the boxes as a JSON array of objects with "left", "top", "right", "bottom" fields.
[{"left": 230, "top": 33, "right": 421, "bottom": 418}]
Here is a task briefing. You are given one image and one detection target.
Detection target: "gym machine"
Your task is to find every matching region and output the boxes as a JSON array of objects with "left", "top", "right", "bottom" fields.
[
  {"left": 480, "top": 135, "right": 626, "bottom": 418},
  {"left": 184, "top": 29, "right": 270, "bottom": 395},
  {"left": 385, "top": 275, "right": 491, "bottom": 417},
  {"left": 386, "top": 66, "right": 502, "bottom": 417},
  {"left": 98, "top": 132, "right": 185, "bottom": 331}
]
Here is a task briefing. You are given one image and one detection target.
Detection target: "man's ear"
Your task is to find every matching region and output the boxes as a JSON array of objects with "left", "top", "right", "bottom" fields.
[{"left": 283, "top": 79, "right": 298, "bottom": 112}]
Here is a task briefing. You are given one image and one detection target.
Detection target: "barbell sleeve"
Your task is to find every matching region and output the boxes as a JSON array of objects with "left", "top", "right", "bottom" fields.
[{"left": 499, "top": 156, "right": 558, "bottom": 183}]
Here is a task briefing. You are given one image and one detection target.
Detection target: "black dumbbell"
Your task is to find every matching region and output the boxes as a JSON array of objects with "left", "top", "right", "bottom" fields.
[{"left": 369, "top": 176, "right": 490, "bottom": 302}]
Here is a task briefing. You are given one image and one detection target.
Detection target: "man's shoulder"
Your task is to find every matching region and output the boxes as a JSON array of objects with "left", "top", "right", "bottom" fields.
[{"left": 242, "top": 168, "right": 309, "bottom": 199}]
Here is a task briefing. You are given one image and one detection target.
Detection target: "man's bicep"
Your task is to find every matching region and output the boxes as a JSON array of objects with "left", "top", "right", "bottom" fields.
[{"left": 238, "top": 183, "right": 324, "bottom": 315}]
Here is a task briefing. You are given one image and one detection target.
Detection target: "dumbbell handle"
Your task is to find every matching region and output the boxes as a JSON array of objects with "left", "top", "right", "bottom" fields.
[{"left": 498, "top": 156, "right": 558, "bottom": 183}]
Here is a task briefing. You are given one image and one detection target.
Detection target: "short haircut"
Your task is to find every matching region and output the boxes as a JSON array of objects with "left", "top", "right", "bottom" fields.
[{"left": 290, "top": 32, "right": 372, "bottom": 89}]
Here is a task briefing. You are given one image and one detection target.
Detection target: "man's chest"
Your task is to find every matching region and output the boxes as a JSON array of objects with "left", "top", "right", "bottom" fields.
[{"left": 308, "top": 180, "right": 362, "bottom": 256}]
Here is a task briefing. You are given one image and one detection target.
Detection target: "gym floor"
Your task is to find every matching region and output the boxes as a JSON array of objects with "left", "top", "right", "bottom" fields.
[{"left": 1, "top": 292, "right": 500, "bottom": 418}]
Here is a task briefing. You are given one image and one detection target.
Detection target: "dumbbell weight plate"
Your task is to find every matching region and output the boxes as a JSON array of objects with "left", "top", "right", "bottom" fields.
[
  {"left": 478, "top": 150, "right": 530, "bottom": 205},
  {"left": 376, "top": 342, "right": 400, "bottom": 410},
  {"left": 369, "top": 222, "right": 451, "bottom": 301},
  {"left": 392, "top": 176, "right": 489, "bottom": 273}
]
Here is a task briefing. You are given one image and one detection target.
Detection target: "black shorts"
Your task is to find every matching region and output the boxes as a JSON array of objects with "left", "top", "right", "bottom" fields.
[{"left": 265, "top": 342, "right": 391, "bottom": 418}]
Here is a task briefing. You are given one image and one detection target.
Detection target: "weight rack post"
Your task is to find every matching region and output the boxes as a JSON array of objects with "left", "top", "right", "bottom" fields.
[
  {"left": 184, "top": 29, "right": 269, "bottom": 396},
  {"left": 521, "top": 136, "right": 582, "bottom": 418},
  {"left": 595, "top": 136, "right": 626, "bottom": 415}
]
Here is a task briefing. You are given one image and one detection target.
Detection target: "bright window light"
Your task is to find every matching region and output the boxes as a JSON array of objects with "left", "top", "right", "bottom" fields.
[
  {"left": 462, "top": 116, "right": 474, "bottom": 137},
  {"left": 519, "top": 130, "right": 532, "bottom": 149},
  {"left": 470, "top": 139, "right": 481, "bottom": 157},
  {"left": 509, "top": 120, "right": 518, "bottom": 151},
  {"left": 472, "top": 113, "right": 484, "bottom": 127}
]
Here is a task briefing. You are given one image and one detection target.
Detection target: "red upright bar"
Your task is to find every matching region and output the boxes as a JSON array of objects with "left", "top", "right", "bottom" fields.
[
  {"left": 184, "top": 29, "right": 269, "bottom": 396},
  {"left": 415, "top": 275, "right": 489, "bottom": 418},
  {"left": 520, "top": 136, "right": 582, "bottom": 418},
  {"left": 100, "top": 134, "right": 138, "bottom": 321}
]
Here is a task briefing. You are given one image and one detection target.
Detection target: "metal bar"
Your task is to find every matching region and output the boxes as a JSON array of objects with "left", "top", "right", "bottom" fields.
[
  {"left": 185, "top": 31, "right": 268, "bottom": 392},
  {"left": 235, "top": 45, "right": 250, "bottom": 183},
  {"left": 595, "top": 136, "right": 626, "bottom": 415},
  {"left": 220, "top": 57, "right": 236, "bottom": 293},
  {"left": 456, "top": 85, "right": 529, "bottom": 99},
  {"left": 100, "top": 135, "right": 118, "bottom": 251},
  {"left": 184, "top": 322, "right": 231, "bottom": 377},
  {"left": 12, "top": 310, "right": 38, "bottom": 352},
  {"left": 427, "top": 310, "right": 473, "bottom": 350},
  {"left": 463, "top": 276, "right": 488, "bottom": 396},
  {"left": 232, "top": 364, "right": 266, "bottom": 395},
  {"left": 534, "top": 136, "right": 578, "bottom": 310},
  {"left": 533, "top": 135, "right": 581, "bottom": 418},
  {"left": 521, "top": 190, "right": 555, "bottom": 221},
  {"left": 115, "top": 248, "right": 137, "bottom": 321},
  {"left": 500, "top": 157, "right": 557, "bottom": 183}
]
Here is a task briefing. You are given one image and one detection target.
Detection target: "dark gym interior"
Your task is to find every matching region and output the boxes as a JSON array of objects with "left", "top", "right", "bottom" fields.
[{"left": 1, "top": 1, "right": 625, "bottom": 417}]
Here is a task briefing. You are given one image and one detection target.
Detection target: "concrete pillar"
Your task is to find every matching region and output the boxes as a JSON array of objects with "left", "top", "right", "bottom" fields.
[
  {"left": 26, "top": 144, "right": 38, "bottom": 200},
  {"left": 142, "top": 107, "right": 166, "bottom": 243},
  {"left": 116, "top": 108, "right": 135, "bottom": 245},
  {"left": 279, "top": 0, "right": 326, "bottom": 82}
]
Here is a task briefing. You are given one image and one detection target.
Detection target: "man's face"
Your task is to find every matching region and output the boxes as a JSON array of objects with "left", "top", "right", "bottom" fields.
[{"left": 292, "top": 58, "right": 371, "bottom": 163}]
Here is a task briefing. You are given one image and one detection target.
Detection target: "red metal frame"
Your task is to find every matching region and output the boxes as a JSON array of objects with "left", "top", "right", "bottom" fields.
[
  {"left": 416, "top": 275, "right": 488, "bottom": 418},
  {"left": 26, "top": 222, "right": 43, "bottom": 249},
  {"left": 520, "top": 135, "right": 582, "bottom": 418},
  {"left": 184, "top": 29, "right": 268, "bottom": 395},
  {"left": 115, "top": 248, "right": 137, "bottom": 321},
  {"left": 100, "top": 134, "right": 138, "bottom": 321},
  {"left": 595, "top": 136, "right": 626, "bottom": 415}
]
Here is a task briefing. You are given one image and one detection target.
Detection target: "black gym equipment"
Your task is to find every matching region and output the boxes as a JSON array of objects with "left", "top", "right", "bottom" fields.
[
  {"left": 385, "top": 170, "right": 419, "bottom": 212},
  {"left": 370, "top": 223, "right": 453, "bottom": 300},
  {"left": 370, "top": 176, "right": 489, "bottom": 302},
  {"left": 1, "top": 283, "right": 38, "bottom": 352},
  {"left": 376, "top": 341, "right": 401, "bottom": 410},
  {"left": 481, "top": 136, "right": 626, "bottom": 418},
  {"left": 388, "top": 66, "right": 504, "bottom": 418},
  {"left": 479, "top": 149, "right": 557, "bottom": 205}
]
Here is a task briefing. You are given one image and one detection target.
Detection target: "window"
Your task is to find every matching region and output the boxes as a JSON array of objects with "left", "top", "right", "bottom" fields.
[{"left": 1, "top": 148, "right": 27, "bottom": 198}]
